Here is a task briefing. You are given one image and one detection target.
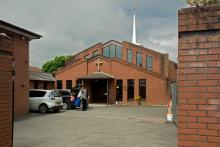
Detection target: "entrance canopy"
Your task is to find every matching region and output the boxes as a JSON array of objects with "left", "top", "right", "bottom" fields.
[{"left": 77, "top": 72, "right": 114, "bottom": 80}]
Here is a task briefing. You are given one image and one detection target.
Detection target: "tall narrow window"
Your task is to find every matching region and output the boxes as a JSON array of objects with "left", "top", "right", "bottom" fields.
[
  {"left": 127, "top": 49, "right": 132, "bottom": 63},
  {"left": 66, "top": 80, "right": 72, "bottom": 89},
  {"left": 139, "top": 79, "right": 146, "bottom": 100},
  {"left": 146, "top": 56, "right": 153, "bottom": 70},
  {"left": 57, "top": 80, "right": 62, "bottom": 89},
  {"left": 115, "top": 45, "right": 122, "bottom": 59},
  {"left": 116, "top": 80, "right": 123, "bottom": 101},
  {"left": 136, "top": 52, "right": 142, "bottom": 67},
  {"left": 127, "top": 79, "right": 134, "bottom": 100},
  {"left": 110, "top": 44, "right": 116, "bottom": 57},
  {"left": 103, "top": 46, "right": 110, "bottom": 57}
]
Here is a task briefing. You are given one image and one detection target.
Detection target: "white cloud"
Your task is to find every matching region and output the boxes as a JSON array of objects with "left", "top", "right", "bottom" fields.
[{"left": 0, "top": 0, "right": 184, "bottom": 67}]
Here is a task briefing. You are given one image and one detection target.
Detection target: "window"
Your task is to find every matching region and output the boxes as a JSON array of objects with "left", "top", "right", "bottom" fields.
[
  {"left": 51, "top": 91, "right": 61, "bottom": 97},
  {"left": 29, "top": 90, "right": 46, "bottom": 97},
  {"left": 103, "top": 44, "right": 122, "bottom": 59},
  {"left": 110, "top": 44, "right": 116, "bottom": 57},
  {"left": 146, "top": 56, "right": 153, "bottom": 70},
  {"left": 43, "top": 82, "right": 47, "bottom": 89},
  {"left": 127, "top": 79, "right": 134, "bottom": 100},
  {"left": 116, "top": 45, "right": 122, "bottom": 59},
  {"left": 57, "top": 80, "right": 62, "bottom": 89},
  {"left": 58, "top": 90, "right": 71, "bottom": 96},
  {"left": 139, "top": 79, "right": 146, "bottom": 100},
  {"left": 116, "top": 80, "right": 123, "bottom": 101},
  {"left": 103, "top": 46, "right": 110, "bottom": 57},
  {"left": 84, "top": 54, "right": 90, "bottom": 59},
  {"left": 127, "top": 49, "right": 132, "bottom": 63},
  {"left": 93, "top": 50, "right": 99, "bottom": 56},
  {"left": 66, "top": 80, "right": 72, "bottom": 89},
  {"left": 34, "top": 81, "right": 39, "bottom": 89},
  {"left": 136, "top": 52, "right": 142, "bottom": 67}
]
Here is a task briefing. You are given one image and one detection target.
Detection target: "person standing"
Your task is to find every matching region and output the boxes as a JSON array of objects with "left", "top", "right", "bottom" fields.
[{"left": 77, "top": 84, "right": 88, "bottom": 111}]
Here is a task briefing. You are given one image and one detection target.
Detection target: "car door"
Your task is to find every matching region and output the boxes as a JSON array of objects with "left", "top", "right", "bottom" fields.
[
  {"left": 29, "top": 90, "right": 46, "bottom": 110},
  {"left": 50, "top": 90, "right": 63, "bottom": 105}
]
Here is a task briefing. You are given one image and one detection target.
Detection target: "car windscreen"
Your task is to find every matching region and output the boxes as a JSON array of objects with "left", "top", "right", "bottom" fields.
[
  {"left": 58, "top": 91, "right": 71, "bottom": 96},
  {"left": 29, "top": 91, "right": 46, "bottom": 97},
  {"left": 51, "top": 91, "right": 61, "bottom": 97}
]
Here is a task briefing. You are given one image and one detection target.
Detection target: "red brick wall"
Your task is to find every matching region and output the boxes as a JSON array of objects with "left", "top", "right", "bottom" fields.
[
  {"left": 13, "top": 34, "right": 29, "bottom": 116},
  {"left": 0, "top": 28, "right": 29, "bottom": 116},
  {"left": 56, "top": 56, "right": 170, "bottom": 105},
  {"left": 0, "top": 35, "right": 13, "bottom": 147},
  {"left": 64, "top": 41, "right": 173, "bottom": 78},
  {"left": 178, "top": 5, "right": 220, "bottom": 147}
]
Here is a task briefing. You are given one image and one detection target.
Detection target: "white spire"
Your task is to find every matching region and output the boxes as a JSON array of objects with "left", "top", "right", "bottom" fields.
[{"left": 132, "top": 12, "right": 136, "bottom": 44}]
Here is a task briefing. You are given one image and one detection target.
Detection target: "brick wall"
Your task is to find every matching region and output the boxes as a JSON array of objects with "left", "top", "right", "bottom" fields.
[
  {"left": 56, "top": 56, "right": 170, "bottom": 105},
  {"left": 178, "top": 5, "right": 220, "bottom": 147},
  {"left": 0, "top": 35, "right": 13, "bottom": 147}
]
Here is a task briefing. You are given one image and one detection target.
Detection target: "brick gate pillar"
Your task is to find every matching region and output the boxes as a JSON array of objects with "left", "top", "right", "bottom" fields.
[{"left": 178, "top": 5, "right": 220, "bottom": 147}]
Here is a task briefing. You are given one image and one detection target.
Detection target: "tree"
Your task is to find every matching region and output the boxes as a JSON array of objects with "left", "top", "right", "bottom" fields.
[
  {"left": 185, "top": 0, "right": 219, "bottom": 6},
  {"left": 42, "top": 56, "right": 70, "bottom": 73}
]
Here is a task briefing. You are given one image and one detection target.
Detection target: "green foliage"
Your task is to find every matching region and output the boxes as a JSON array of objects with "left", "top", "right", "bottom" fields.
[
  {"left": 42, "top": 56, "right": 70, "bottom": 73},
  {"left": 185, "top": 0, "right": 218, "bottom": 6}
]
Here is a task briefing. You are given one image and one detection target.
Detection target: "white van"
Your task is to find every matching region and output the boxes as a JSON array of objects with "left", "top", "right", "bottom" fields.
[{"left": 29, "top": 89, "right": 63, "bottom": 113}]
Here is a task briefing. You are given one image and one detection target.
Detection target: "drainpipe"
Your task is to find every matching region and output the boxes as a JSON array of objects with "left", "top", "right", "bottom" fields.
[{"left": 12, "top": 56, "right": 15, "bottom": 147}]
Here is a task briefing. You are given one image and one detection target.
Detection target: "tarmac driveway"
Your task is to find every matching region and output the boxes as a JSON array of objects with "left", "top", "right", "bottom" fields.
[{"left": 14, "top": 105, "right": 177, "bottom": 147}]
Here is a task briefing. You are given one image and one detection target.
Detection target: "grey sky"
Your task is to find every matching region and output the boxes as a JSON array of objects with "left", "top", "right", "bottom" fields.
[{"left": 0, "top": 0, "right": 186, "bottom": 67}]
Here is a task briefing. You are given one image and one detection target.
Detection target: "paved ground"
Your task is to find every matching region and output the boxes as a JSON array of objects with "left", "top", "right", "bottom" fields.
[{"left": 14, "top": 105, "right": 177, "bottom": 147}]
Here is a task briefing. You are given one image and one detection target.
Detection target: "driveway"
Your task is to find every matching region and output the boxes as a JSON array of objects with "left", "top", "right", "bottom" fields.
[{"left": 14, "top": 105, "right": 177, "bottom": 147}]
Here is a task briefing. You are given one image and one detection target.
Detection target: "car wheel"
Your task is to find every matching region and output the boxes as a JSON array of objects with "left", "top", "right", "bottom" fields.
[
  {"left": 39, "top": 104, "right": 48, "bottom": 114},
  {"left": 62, "top": 102, "right": 68, "bottom": 110}
]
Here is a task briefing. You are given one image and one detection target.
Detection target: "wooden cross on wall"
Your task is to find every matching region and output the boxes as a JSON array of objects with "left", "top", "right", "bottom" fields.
[{"left": 96, "top": 59, "right": 103, "bottom": 72}]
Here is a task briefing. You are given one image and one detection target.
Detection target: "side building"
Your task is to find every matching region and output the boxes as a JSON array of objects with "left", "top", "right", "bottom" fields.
[
  {"left": 29, "top": 66, "right": 55, "bottom": 89},
  {"left": 0, "top": 20, "right": 41, "bottom": 147},
  {"left": 55, "top": 40, "right": 177, "bottom": 105}
]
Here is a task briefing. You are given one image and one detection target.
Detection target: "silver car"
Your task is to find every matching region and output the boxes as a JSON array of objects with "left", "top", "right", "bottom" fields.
[{"left": 29, "top": 89, "right": 63, "bottom": 113}]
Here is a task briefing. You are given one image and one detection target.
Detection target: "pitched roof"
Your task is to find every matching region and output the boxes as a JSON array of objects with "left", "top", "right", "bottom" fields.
[
  {"left": 29, "top": 71, "right": 54, "bottom": 81},
  {"left": 77, "top": 72, "right": 114, "bottom": 80},
  {"left": 0, "top": 20, "right": 42, "bottom": 39}
]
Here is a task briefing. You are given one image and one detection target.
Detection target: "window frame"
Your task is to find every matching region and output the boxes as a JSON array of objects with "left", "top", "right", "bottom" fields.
[
  {"left": 127, "top": 79, "right": 134, "bottom": 100},
  {"left": 139, "top": 79, "right": 146, "bottom": 100},
  {"left": 116, "top": 80, "right": 123, "bottom": 101},
  {"left": 127, "top": 49, "right": 132, "bottom": 63},
  {"left": 66, "top": 80, "right": 72, "bottom": 90},
  {"left": 136, "top": 52, "right": 142, "bottom": 67},
  {"left": 57, "top": 80, "right": 62, "bottom": 89},
  {"left": 146, "top": 56, "right": 153, "bottom": 70}
]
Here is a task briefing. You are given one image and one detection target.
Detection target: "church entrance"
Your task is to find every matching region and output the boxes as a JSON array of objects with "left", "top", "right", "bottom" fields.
[{"left": 90, "top": 80, "right": 107, "bottom": 103}]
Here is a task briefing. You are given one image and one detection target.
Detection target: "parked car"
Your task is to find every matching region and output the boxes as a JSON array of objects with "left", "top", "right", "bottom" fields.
[
  {"left": 56, "top": 89, "right": 75, "bottom": 110},
  {"left": 29, "top": 89, "right": 63, "bottom": 113}
]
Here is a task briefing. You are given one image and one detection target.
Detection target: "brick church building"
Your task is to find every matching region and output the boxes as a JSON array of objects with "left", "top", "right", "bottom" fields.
[{"left": 55, "top": 40, "right": 177, "bottom": 105}]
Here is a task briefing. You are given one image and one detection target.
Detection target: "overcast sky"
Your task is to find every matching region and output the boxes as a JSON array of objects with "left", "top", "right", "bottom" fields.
[{"left": 0, "top": 0, "right": 186, "bottom": 67}]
